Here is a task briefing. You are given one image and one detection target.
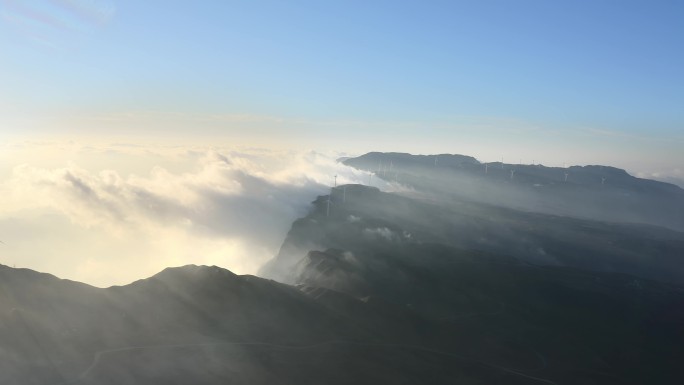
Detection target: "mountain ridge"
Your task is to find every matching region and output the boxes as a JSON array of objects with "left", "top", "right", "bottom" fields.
[{"left": 341, "top": 152, "right": 684, "bottom": 231}]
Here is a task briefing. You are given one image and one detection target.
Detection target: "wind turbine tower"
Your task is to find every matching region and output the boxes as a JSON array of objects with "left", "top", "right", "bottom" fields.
[
  {"left": 510, "top": 169, "right": 515, "bottom": 180},
  {"left": 601, "top": 177, "right": 606, "bottom": 185},
  {"left": 564, "top": 172, "right": 569, "bottom": 182},
  {"left": 485, "top": 163, "right": 488, "bottom": 174}
]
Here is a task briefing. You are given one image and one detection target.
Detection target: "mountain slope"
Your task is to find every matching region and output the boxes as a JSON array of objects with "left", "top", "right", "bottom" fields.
[
  {"left": 262, "top": 184, "right": 684, "bottom": 284},
  {"left": 1, "top": 264, "right": 548, "bottom": 385},
  {"left": 261, "top": 182, "right": 684, "bottom": 384}
]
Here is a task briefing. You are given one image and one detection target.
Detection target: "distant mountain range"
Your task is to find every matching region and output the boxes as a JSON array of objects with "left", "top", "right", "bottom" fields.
[
  {"left": 343, "top": 152, "right": 684, "bottom": 231},
  {"left": 3, "top": 152, "right": 684, "bottom": 384}
]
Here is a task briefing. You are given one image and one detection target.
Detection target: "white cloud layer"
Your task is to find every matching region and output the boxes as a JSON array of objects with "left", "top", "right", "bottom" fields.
[{"left": 0, "top": 142, "right": 394, "bottom": 287}]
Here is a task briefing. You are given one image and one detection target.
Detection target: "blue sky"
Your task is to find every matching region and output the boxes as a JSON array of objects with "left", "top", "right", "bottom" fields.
[{"left": 1, "top": 0, "right": 683, "bottom": 168}]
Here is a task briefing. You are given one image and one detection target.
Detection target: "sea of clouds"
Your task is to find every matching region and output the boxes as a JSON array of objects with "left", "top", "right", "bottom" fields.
[{"left": 0, "top": 141, "right": 396, "bottom": 287}]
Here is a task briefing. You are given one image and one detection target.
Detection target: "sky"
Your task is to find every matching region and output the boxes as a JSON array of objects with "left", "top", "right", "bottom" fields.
[{"left": 0, "top": 1, "right": 683, "bottom": 285}]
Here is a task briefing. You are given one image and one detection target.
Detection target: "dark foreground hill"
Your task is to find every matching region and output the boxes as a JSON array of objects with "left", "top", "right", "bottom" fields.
[
  {"left": 2, "top": 263, "right": 567, "bottom": 385},
  {"left": 1, "top": 264, "right": 433, "bottom": 385},
  {"left": 5, "top": 255, "right": 684, "bottom": 384}
]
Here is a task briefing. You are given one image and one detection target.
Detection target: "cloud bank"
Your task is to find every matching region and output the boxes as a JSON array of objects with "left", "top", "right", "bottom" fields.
[{"left": 0, "top": 143, "right": 393, "bottom": 287}]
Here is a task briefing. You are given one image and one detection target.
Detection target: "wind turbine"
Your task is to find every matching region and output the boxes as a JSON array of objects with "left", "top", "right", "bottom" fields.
[
  {"left": 501, "top": 157, "right": 504, "bottom": 169},
  {"left": 484, "top": 163, "right": 488, "bottom": 174},
  {"left": 564, "top": 172, "right": 569, "bottom": 182},
  {"left": 601, "top": 177, "right": 606, "bottom": 185},
  {"left": 342, "top": 186, "right": 346, "bottom": 203},
  {"left": 510, "top": 169, "right": 515, "bottom": 179},
  {"left": 368, "top": 172, "right": 373, "bottom": 186},
  {"left": 434, "top": 156, "right": 438, "bottom": 167},
  {"left": 334, "top": 175, "right": 338, "bottom": 187}
]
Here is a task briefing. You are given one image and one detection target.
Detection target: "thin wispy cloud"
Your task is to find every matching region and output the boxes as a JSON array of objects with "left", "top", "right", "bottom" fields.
[
  {"left": 1, "top": 0, "right": 115, "bottom": 49},
  {"left": 637, "top": 169, "right": 684, "bottom": 188}
]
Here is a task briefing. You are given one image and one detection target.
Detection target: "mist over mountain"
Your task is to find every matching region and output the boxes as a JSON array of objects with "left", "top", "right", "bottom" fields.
[
  {"left": 3, "top": 152, "right": 684, "bottom": 384},
  {"left": 343, "top": 152, "right": 684, "bottom": 231},
  {"left": 263, "top": 152, "right": 684, "bottom": 284}
]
